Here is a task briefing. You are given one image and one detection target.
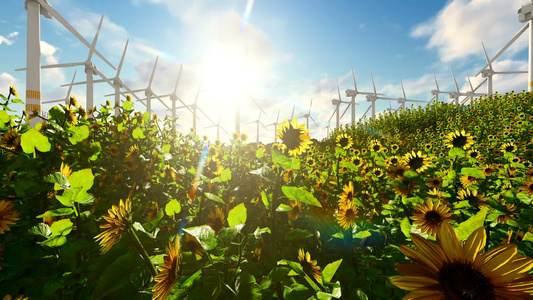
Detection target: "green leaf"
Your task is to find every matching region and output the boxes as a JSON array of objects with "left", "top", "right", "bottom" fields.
[
  {"left": 132, "top": 222, "right": 159, "bottom": 239},
  {"left": 44, "top": 172, "right": 70, "bottom": 190},
  {"left": 285, "top": 260, "right": 321, "bottom": 292},
  {"left": 218, "top": 224, "right": 245, "bottom": 246},
  {"left": 69, "top": 168, "right": 94, "bottom": 191},
  {"left": 282, "top": 186, "right": 322, "bottom": 207},
  {"left": 227, "top": 203, "right": 247, "bottom": 227},
  {"left": 165, "top": 199, "right": 181, "bottom": 216},
  {"left": 261, "top": 191, "right": 271, "bottom": 209},
  {"left": 456, "top": 208, "right": 487, "bottom": 240},
  {"left": 283, "top": 284, "right": 312, "bottom": 300},
  {"left": 523, "top": 232, "right": 533, "bottom": 243},
  {"left": 93, "top": 252, "right": 139, "bottom": 298},
  {"left": 0, "top": 110, "right": 10, "bottom": 123},
  {"left": 36, "top": 208, "right": 75, "bottom": 218},
  {"left": 276, "top": 203, "right": 292, "bottom": 212},
  {"left": 68, "top": 125, "right": 89, "bottom": 145},
  {"left": 132, "top": 127, "right": 145, "bottom": 139},
  {"left": 460, "top": 167, "right": 486, "bottom": 179},
  {"left": 272, "top": 149, "right": 292, "bottom": 169},
  {"left": 400, "top": 217, "right": 411, "bottom": 238},
  {"left": 449, "top": 147, "right": 466, "bottom": 158},
  {"left": 38, "top": 235, "right": 67, "bottom": 247},
  {"left": 235, "top": 272, "right": 262, "bottom": 299},
  {"left": 50, "top": 219, "right": 73, "bottom": 237},
  {"left": 183, "top": 225, "right": 218, "bottom": 251},
  {"left": 212, "top": 168, "right": 232, "bottom": 183},
  {"left": 30, "top": 223, "right": 51, "bottom": 237},
  {"left": 253, "top": 226, "right": 271, "bottom": 239},
  {"left": 354, "top": 230, "right": 371, "bottom": 239},
  {"left": 171, "top": 270, "right": 203, "bottom": 299},
  {"left": 56, "top": 187, "right": 94, "bottom": 207},
  {"left": 322, "top": 259, "right": 342, "bottom": 285},
  {"left": 403, "top": 170, "right": 419, "bottom": 179},
  {"left": 285, "top": 229, "right": 313, "bottom": 240},
  {"left": 21, "top": 128, "right": 51, "bottom": 157},
  {"left": 123, "top": 100, "right": 134, "bottom": 111},
  {"left": 204, "top": 192, "right": 225, "bottom": 204}
]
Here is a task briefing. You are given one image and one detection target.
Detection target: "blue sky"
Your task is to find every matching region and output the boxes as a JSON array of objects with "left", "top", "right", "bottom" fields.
[{"left": 0, "top": 0, "right": 531, "bottom": 143}]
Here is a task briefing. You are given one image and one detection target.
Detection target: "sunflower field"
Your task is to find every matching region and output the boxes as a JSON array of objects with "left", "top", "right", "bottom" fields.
[{"left": 2, "top": 85, "right": 533, "bottom": 299}]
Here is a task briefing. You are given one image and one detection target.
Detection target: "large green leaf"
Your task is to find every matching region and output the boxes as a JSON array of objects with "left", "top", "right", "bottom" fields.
[
  {"left": 93, "top": 252, "right": 139, "bottom": 298},
  {"left": 68, "top": 125, "right": 89, "bottom": 145},
  {"left": 69, "top": 168, "right": 94, "bottom": 191},
  {"left": 50, "top": 219, "right": 73, "bottom": 236},
  {"left": 184, "top": 225, "right": 217, "bottom": 251},
  {"left": 132, "top": 127, "right": 145, "bottom": 139},
  {"left": 235, "top": 272, "right": 262, "bottom": 299},
  {"left": 227, "top": 203, "right": 247, "bottom": 227},
  {"left": 212, "top": 168, "right": 232, "bottom": 183},
  {"left": 460, "top": 167, "right": 486, "bottom": 179},
  {"left": 282, "top": 186, "right": 322, "bottom": 207},
  {"left": 44, "top": 172, "right": 71, "bottom": 190},
  {"left": 56, "top": 187, "right": 94, "bottom": 207},
  {"left": 0, "top": 110, "right": 10, "bottom": 123},
  {"left": 218, "top": 224, "right": 245, "bottom": 246},
  {"left": 204, "top": 192, "right": 225, "bottom": 204},
  {"left": 36, "top": 208, "right": 75, "bottom": 218},
  {"left": 322, "top": 259, "right": 342, "bottom": 285},
  {"left": 272, "top": 149, "right": 292, "bottom": 169},
  {"left": 165, "top": 199, "right": 181, "bottom": 216},
  {"left": 21, "top": 128, "right": 51, "bottom": 157},
  {"left": 456, "top": 208, "right": 487, "bottom": 240},
  {"left": 400, "top": 217, "right": 411, "bottom": 238}
]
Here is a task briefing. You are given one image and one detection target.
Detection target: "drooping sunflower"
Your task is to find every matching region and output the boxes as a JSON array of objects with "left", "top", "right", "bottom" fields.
[
  {"left": 520, "top": 179, "right": 533, "bottom": 197},
  {"left": 457, "top": 188, "right": 487, "bottom": 208},
  {"left": 338, "top": 181, "right": 355, "bottom": 205},
  {"left": 426, "top": 175, "right": 443, "bottom": 189},
  {"left": 65, "top": 105, "right": 78, "bottom": 125},
  {"left": 152, "top": 235, "right": 182, "bottom": 300},
  {"left": 288, "top": 200, "right": 302, "bottom": 220},
  {"left": 0, "top": 200, "right": 20, "bottom": 234},
  {"left": 124, "top": 155, "right": 138, "bottom": 171},
  {"left": 391, "top": 222, "right": 533, "bottom": 299},
  {"left": 9, "top": 85, "right": 18, "bottom": 98},
  {"left": 283, "top": 168, "right": 294, "bottom": 183},
  {"left": 410, "top": 199, "right": 454, "bottom": 236},
  {"left": 185, "top": 233, "right": 204, "bottom": 257},
  {"left": 460, "top": 174, "right": 480, "bottom": 188},
  {"left": 402, "top": 151, "right": 431, "bottom": 173},
  {"left": 388, "top": 163, "right": 409, "bottom": 180},
  {"left": 1, "top": 129, "right": 22, "bottom": 153},
  {"left": 444, "top": 130, "right": 474, "bottom": 149},
  {"left": 297, "top": 248, "right": 321, "bottom": 281},
  {"left": 94, "top": 198, "right": 132, "bottom": 253},
  {"left": 335, "top": 133, "right": 353, "bottom": 149},
  {"left": 336, "top": 200, "right": 359, "bottom": 230},
  {"left": 206, "top": 207, "right": 226, "bottom": 235},
  {"left": 276, "top": 118, "right": 312, "bottom": 156}
]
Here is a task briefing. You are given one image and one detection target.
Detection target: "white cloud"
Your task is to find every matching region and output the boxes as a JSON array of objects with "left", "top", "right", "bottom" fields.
[
  {"left": 0, "top": 73, "right": 17, "bottom": 90},
  {"left": 0, "top": 31, "right": 19, "bottom": 46},
  {"left": 39, "top": 40, "right": 66, "bottom": 87},
  {"left": 411, "top": 0, "right": 530, "bottom": 62},
  {"left": 40, "top": 40, "right": 59, "bottom": 64}
]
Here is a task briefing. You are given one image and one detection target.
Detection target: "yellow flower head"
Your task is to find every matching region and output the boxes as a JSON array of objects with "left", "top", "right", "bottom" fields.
[
  {"left": 0, "top": 200, "right": 20, "bottom": 234},
  {"left": 335, "top": 133, "right": 353, "bottom": 149},
  {"left": 152, "top": 235, "right": 182, "bottom": 300},
  {"left": 410, "top": 199, "right": 454, "bottom": 236},
  {"left": 276, "top": 118, "right": 312, "bottom": 156},
  {"left": 444, "top": 130, "right": 474, "bottom": 149},
  {"left": 94, "top": 198, "right": 132, "bottom": 253}
]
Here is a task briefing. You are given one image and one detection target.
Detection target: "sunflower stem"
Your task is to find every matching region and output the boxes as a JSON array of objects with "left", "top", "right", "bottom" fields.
[{"left": 128, "top": 227, "right": 157, "bottom": 277}]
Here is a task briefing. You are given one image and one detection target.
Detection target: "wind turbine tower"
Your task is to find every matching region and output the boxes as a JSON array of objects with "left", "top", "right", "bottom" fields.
[{"left": 519, "top": 1, "right": 533, "bottom": 92}]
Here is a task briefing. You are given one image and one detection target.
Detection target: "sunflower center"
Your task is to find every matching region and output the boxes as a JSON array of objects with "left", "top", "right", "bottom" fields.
[
  {"left": 505, "top": 145, "right": 515, "bottom": 152},
  {"left": 345, "top": 208, "right": 356, "bottom": 219},
  {"left": 373, "top": 145, "right": 381, "bottom": 152},
  {"left": 408, "top": 157, "right": 424, "bottom": 171},
  {"left": 339, "top": 137, "right": 349, "bottom": 148},
  {"left": 452, "top": 136, "right": 468, "bottom": 148},
  {"left": 424, "top": 210, "right": 442, "bottom": 224},
  {"left": 439, "top": 261, "right": 494, "bottom": 300},
  {"left": 281, "top": 127, "right": 302, "bottom": 151}
]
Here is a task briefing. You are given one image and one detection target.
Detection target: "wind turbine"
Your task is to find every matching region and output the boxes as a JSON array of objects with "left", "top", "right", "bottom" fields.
[
  {"left": 476, "top": 42, "right": 527, "bottom": 95},
  {"left": 247, "top": 98, "right": 268, "bottom": 143},
  {"left": 329, "top": 78, "right": 350, "bottom": 128},
  {"left": 176, "top": 83, "right": 213, "bottom": 133},
  {"left": 157, "top": 64, "right": 192, "bottom": 130},
  {"left": 297, "top": 99, "right": 319, "bottom": 130},
  {"left": 19, "top": 13, "right": 116, "bottom": 113},
  {"left": 363, "top": 72, "right": 396, "bottom": 118},
  {"left": 265, "top": 109, "right": 280, "bottom": 142},
  {"left": 396, "top": 78, "right": 428, "bottom": 109},
  {"left": 460, "top": 75, "right": 488, "bottom": 105},
  {"left": 343, "top": 64, "right": 375, "bottom": 124},
  {"left": 23, "top": 0, "right": 113, "bottom": 123},
  {"left": 323, "top": 122, "right": 331, "bottom": 139},
  {"left": 205, "top": 114, "right": 229, "bottom": 140},
  {"left": 43, "top": 71, "right": 77, "bottom": 106}
]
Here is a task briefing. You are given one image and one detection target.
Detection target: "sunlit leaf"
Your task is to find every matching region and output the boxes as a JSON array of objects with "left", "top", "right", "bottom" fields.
[
  {"left": 456, "top": 208, "right": 487, "bottom": 240},
  {"left": 132, "top": 127, "right": 145, "bottom": 139},
  {"left": 44, "top": 172, "right": 70, "bottom": 190},
  {"left": 69, "top": 168, "right": 94, "bottom": 191},
  {"left": 322, "top": 259, "right": 342, "bottom": 285},
  {"left": 272, "top": 149, "right": 292, "bottom": 169},
  {"left": 21, "top": 128, "right": 51, "bottom": 157},
  {"left": 460, "top": 167, "right": 485, "bottom": 179},
  {"left": 285, "top": 229, "right": 313, "bottom": 240},
  {"left": 68, "top": 125, "right": 89, "bottom": 145},
  {"left": 184, "top": 225, "right": 217, "bottom": 251},
  {"left": 165, "top": 199, "right": 181, "bottom": 216},
  {"left": 50, "top": 219, "right": 73, "bottom": 237},
  {"left": 227, "top": 203, "right": 247, "bottom": 227},
  {"left": 400, "top": 217, "right": 411, "bottom": 238},
  {"left": 204, "top": 192, "right": 225, "bottom": 204},
  {"left": 36, "top": 208, "right": 75, "bottom": 218},
  {"left": 282, "top": 186, "right": 322, "bottom": 207}
]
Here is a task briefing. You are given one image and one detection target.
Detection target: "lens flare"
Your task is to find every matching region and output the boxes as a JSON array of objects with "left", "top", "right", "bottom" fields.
[{"left": 240, "top": 0, "right": 255, "bottom": 32}]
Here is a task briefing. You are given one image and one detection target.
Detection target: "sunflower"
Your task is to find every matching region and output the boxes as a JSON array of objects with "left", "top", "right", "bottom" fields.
[
  {"left": 128, "top": 145, "right": 140, "bottom": 156},
  {"left": 371, "top": 168, "right": 384, "bottom": 178},
  {"left": 338, "top": 181, "right": 355, "bottom": 205},
  {"left": 467, "top": 149, "right": 481, "bottom": 160},
  {"left": 460, "top": 174, "right": 480, "bottom": 188},
  {"left": 481, "top": 164, "right": 496, "bottom": 177},
  {"left": 124, "top": 155, "right": 138, "bottom": 171},
  {"left": 502, "top": 142, "right": 516, "bottom": 153},
  {"left": 232, "top": 132, "right": 240, "bottom": 141},
  {"left": 335, "top": 133, "right": 353, "bottom": 149},
  {"left": 351, "top": 156, "right": 364, "bottom": 168},
  {"left": 0, "top": 200, "right": 20, "bottom": 234},
  {"left": 152, "top": 235, "right": 182, "bottom": 300},
  {"left": 65, "top": 105, "right": 78, "bottom": 125},
  {"left": 3, "top": 295, "right": 28, "bottom": 300},
  {"left": 70, "top": 95, "right": 79, "bottom": 108},
  {"left": 426, "top": 175, "right": 443, "bottom": 189},
  {"left": 206, "top": 207, "right": 226, "bottom": 235},
  {"left": 297, "top": 248, "right": 321, "bottom": 281},
  {"left": 94, "top": 198, "right": 132, "bottom": 253},
  {"left": 283, "top": 168, "right": 294, "bottom": 183},
  {"left": 288, "top": 200, "right": 302, "bottom": 220},
  {"left": 520, "top": 179, "right": 533, "bottom": 197},
  {"left": 494, "top": 203, "right": 517, "bottom": 224},
  {"left": 386, "top": 156, "right": 401, "bottom": 166},
  {"left": 1, "top": 129, "right": 22, "bottom": 154},
  {"left": 457, "top": 188, "right": 487, "bottom": 208},
  {"left": 336, "top": 200, "right": 359, "bottom": 230},
  {"left": 185, "top": 233, "right": 204, "bottom": 257},
  {"left": 276, "top": 119, "right": 312, "bottom": 156},
  {"left": 306, "top": 157, "right": 316, "bottom": 167},
  {"left": 388, "top": 164, "right": 409, "bottom": 180},
  {"left": 410, "top": 199, "right": 454, "bottom": 236},
  {"left": 402, "top": 151, "right": 431, "bottom": 173},
  {"left": 391, "top": 222, "right": 533, "bottom": 299},
  {"left": 369, "top": 140, "right": 382, "bottom": 153},
  {"left": 444, "top": 130, "right": 474, "bottom": 149},
  {"left": 9, "top": 85, "right": 18, "bottom": 98},
  {"left": 393, "top": 179, "right": 418, "bottom": 196}
]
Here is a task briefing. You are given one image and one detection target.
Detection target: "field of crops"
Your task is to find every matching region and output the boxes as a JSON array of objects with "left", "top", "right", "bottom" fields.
[{"left": 2, "top": 85, "right": 533, "bottom": 299}]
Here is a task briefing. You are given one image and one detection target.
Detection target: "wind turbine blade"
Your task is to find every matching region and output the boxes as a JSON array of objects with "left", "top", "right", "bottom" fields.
[
  {"left": 362, "top": 104, "right": 372, "bottom": 118},
  {"left": 336, "top": 78, "right": 342, "bottom": 102},
  {"left": 400, "top": 78, "right": 406, "bottom": 99},
  {"left": 148, "top": 56, "right": 159, "bottom": 88},
  {"left": 92, "top": 67, "right": 116, "bottom": 89},
  {"left": 221, "top": 126, "right": 229, "bottom": 135},
  {"left": 198, "top": 107, "right": 215, "bottom": 125},
  {"left": 251, "top": 97, "right": 266, "bottom": 114},
  {"left": 156, "top": 95, "right": 171, "bottom": 111},
  {"left": 194, "top": 82, "right": 201, "bottom": 105},
  {"left": 117, "top": 39, "right": 129, "bottom": 77},
  {"left": 351, "top": 63, "right": 358, "bottom": 92},
  {"left": 340, "top": 102, "right": 351, "bottom": 119},
  {"left": 42, "top": 62, "right": 85, "bottom": 69},
  {"left": 475, "top": 23, "right": 528, "bottom": 77},
  {"left": 87, "top": 15, "right": 104, "bottom": 61},
  {"left": 370, "top": 71, "right": 377, "bottom": 94},
  {"left": 174, "top": 63, "right": 183, "bottom": 93},
  {"left": 261, "top": 121, "right": 269, "bottom": 131},
  {"left": 66, "top": 70, "right": 77, "bottom": 100},
  {"left": 35, "top": 0, "right": 116, "bottom": 70},
  {"left": 308, "top": 99, "right": 313, "bottom": 114},
  {"left": 467, "top": 74, "right": 475, "bottom": 92},
  {"left": 291, "top": 105, "right": 295, "bottom": 119},
  {"left": 276, "top": 109, "right": 280, "bottom": 123},
  {"left": 310, "top": 115, "right": 319, "bottom": 127},
  {"left": 450, "top": 66, "right": 460, "bottom": 92},
  {"left": 481, "top": 42, "right": 493, "bottom": 72},
  {"left": 329, "top": 106, "right": 338, "bottom": 122},
  {"left": 433, "top": 72, "right": 440, "bottom": 91}
]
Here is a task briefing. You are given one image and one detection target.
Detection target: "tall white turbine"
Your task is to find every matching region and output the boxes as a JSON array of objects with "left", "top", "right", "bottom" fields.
[
  {"left": 297, "top": 99, "right": 319, "bottom": 130},
  {"left": 205, "top": 114, "right": 228, "bottom": 140},
  {"left": 247, "top": 100, "right": 268, "bottom": 143},
  {"left": 23, "top": 0, "right": 113, "bottom": 123},
  {"left": 363, "top": 72, "right": 397, "bottom": 118},
  {"left": 329, "top": 78, "right": 350, "bottom": 128},
  {"left": 265, "top": 109, "right": 280, "bottom": 142},
  {"left": 176, "top": 83, "right": 213, "bottom": 133},
  {"left": 519, "top": 1, "right": 533, "bottom": 92},
  {"left": 396, "top": 78, "right": 428, "bottom": 109},
  {"left": 158, "top": 64, "right": 193, "bottom": 131},
  {"left": 43, "top": 71, "right": 77, "bottom": 106},
  {"left": 343, "top": 64, "right": 375, "bottom": 124}
]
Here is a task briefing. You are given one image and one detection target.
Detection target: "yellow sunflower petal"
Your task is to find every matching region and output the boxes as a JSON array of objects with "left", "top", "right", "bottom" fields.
[
  {"left": 395, "top": 262, "right": 437, "bottom": 278},
  {"left": 479, "top": 245, "right": 517, "bottom": 275},
  {"left": 402, "top": 289, "right": 444, "bottom": 300},
  {"left": 390, "top": 275, "right": 439, "bottom": 291},
  {"left": 437, "top": 222, "right": 462, "bottom": 262},
  {"left": 462, "top": 226, "right": 486, "bottom": 261},
  {"left": 410, "top": 233, "right": 446, "bottom": 269}
]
